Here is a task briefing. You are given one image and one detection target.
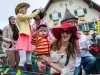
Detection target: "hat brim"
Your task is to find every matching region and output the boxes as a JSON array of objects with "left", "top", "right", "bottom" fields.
[
  {"left": 15, "top": 3, "right": 30, "bottom": 15},
  {"left": 52, "top": 25, "right": 79, "bottom": 40}
]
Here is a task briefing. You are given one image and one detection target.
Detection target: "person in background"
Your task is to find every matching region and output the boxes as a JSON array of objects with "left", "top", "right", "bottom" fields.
[
  {"left": 91, "top": 33, "right": 96, "bottom": 44},
  {"left": 37, "top": 23, "right": 79, "bottom": 75},
  {"left": 74, "top": 34, "right": 96, "bottom": 75},
  {"left": 2, "top": 16, "right": 20, "bottom": 70},
  {"left": 15, "top": 2, "right": 44, "bottom": 71},
  {"left": 32, "top": 9, "right": 53, "bottom": 41}
]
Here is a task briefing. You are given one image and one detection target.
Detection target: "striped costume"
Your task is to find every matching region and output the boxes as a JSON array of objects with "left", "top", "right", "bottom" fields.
[{"left": 31, "top": 35, "right": 50, "bottom": 61}]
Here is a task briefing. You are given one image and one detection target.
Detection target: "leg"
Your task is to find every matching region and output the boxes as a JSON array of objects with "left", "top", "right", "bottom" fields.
[
  {"left": 26, "top": 51, "right": 32, "bottom": 71},
  {"left": 6, "top": 50, "right": 15, "bottom": 70},
  {"left": 19, "top": 50, "right": 26, "bottom": 71},
  {"left": 15, "top": 50, "right": 20, "bottom": 70},
  {"left": 81, "top": 56, "right": 96, "bottom": 74},
  {"left": 74, "top": 65, "right": 81, "bottom": 75}
]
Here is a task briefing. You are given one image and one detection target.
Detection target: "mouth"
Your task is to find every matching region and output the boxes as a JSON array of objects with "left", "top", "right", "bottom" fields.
[
  {"left": 42, "top": 34, "right": 45, "bottom": 36},
  {"left": 63, "top": 36, "right": 68, "bottom": 38}
]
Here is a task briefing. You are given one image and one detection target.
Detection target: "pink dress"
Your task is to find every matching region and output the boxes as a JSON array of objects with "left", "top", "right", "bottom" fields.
[{"left": 16, "top": 34, "right": 35, "bottom": 51}]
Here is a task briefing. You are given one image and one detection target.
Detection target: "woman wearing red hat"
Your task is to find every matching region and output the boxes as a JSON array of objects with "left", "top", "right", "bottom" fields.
[
  {"left": 15, "top": 2, "right": 44, "bottom": 71},
  {"left": 37, "top": 23, "right": 79, "bottom": 75}
]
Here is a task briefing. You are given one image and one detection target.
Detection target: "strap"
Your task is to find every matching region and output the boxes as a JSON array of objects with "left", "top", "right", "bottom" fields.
[{"left": 65, "top": 55, "right": 69, "bottom": 66}]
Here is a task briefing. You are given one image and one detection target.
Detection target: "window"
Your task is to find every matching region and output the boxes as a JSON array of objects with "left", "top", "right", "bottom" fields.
[
  {"left": 92, "top": 21, "right": 97, "bottom": 30},
  {"left": 74, "top": 8, "right": 87, "bottom": 17},
  {"left": 82, "top": 23, "right": 89, "bottom": 31},
  {"left": 49, "top": 12, "right": 61, "bottom": 21}
]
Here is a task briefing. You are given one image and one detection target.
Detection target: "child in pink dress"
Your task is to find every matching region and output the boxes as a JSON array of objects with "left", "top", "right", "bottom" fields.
[{"left": 15, "top": 2, "right": 43, "bottom": 71}]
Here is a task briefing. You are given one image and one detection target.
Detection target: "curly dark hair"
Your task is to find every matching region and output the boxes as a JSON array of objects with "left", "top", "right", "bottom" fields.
[{"left": 32, "top": 9, "right": 45, "bottom": 20}]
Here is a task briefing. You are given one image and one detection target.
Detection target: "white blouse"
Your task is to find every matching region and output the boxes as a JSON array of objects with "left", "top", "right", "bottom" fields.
[{"left": 50, "top": 51, "right": 76, "bottom": 75}]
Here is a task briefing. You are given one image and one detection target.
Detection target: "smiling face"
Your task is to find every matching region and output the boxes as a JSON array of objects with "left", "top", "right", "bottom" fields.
[
  {"left": 35, "top": 15, "right": 40, "bottom": 20},
  {"left": 9, "top": 16, "right": 16, "bottom": 25},
  {"left": 19, "top": 6, "right": 27, "bottom": 14},
  {"left": 22, "top": 7, "right": 27, "bottom": 14},
  {"left": 38, "top": 26, "right": 48, "bottom": 38},
  {"left": 60, "top": 28, "right": 72, "bottom": 42}
]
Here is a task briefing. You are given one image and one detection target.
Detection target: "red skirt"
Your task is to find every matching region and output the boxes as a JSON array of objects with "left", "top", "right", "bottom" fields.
[{"left": 16, "top": 34, "right": 35, "bottom": 51}]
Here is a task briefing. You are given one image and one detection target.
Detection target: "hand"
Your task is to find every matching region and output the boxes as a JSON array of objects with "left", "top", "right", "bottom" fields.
[
  {"left": 39, "top": 7, "right": 44, "bottom": 12},
  {"left": 13, "top": 41, "right": 17, "bottom": 44},
  {"left": 10, "top": 41, "right": 16, "bottom": 44},
  {"left": 42, "top": 55, "right": 52, "bottom": 65},
  {"left": 81, "top": 47, "right": 87, "bottom": 50},
  {"left": 37, "top": 61, "right": 46, "bottom": 70},
  {"left": 40, "top": 64, "right": 46, "bottom": 69},
  {"left": 32, "top": 32, "right": 37, "bottom": 37}
]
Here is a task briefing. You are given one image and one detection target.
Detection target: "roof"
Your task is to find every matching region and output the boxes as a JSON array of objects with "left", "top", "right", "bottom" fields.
[
  {"left": 61, "top": 8, "right": 78, "bottom": 23},
  {"left": 45, "top": 0, "right": 100, "bottom": 12}
]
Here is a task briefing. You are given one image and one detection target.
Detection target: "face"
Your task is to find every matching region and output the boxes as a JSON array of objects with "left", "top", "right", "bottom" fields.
[
  {"left": 22, "top": 7, "right": 27, "bottom": 14},
  {"left": 9, "top": 16, "right": 15, "bottom": 25},
  {"left": 60, "top": 28, "right": 72, "bottom": 42},
  {"left": 38, "top": 27, "right": 48, "bottom": 38},
  {"left": 35, "top": 15, "right": 40, "bottom": 20}
]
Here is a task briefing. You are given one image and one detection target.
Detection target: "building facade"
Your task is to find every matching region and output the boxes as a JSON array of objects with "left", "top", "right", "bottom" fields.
[{"left": 44, "top": 0, "right": 100, "bottom": 42}]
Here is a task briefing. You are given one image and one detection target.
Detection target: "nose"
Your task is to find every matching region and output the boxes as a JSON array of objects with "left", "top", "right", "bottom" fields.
[
  {"left": 42, "top": 31, "right": 45, "bottom": 33},
  {"left": 63, "top": 32, "right": 67, "bottom": 35}
]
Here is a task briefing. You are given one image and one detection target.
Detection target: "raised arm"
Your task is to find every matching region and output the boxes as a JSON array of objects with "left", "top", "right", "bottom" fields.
[{"left": 17, "top": 10, "right": 40, "bottom": 20}]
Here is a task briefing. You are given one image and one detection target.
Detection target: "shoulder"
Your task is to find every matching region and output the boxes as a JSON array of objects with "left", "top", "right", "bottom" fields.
[
  {"left": 41, "top": 19, "right": 47, "bottom": 22},
  {"left": 81, "top": 35, "right": 87, "bottom": 39},
  {"left": 41, "top": 19, "right": 48, "bottom": 23},
  {"left": 3, "top": 25, "right": 10, "bottom": 30},
  {"left": 17, "top": 13, "right": 23, "bottom": 17}
]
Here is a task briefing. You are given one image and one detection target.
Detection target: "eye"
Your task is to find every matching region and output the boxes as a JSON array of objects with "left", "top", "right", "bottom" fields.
[
  {"left": 44, "top": 30, "right": 47, "bottom": 32},
  {"left": 40, "top": 30, "right": 43, "bottom": 32}
]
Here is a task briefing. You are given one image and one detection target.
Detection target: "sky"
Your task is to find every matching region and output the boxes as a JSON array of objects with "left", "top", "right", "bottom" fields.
[{"left": 0, "top": 0, "right": 100, "bottom": 30}]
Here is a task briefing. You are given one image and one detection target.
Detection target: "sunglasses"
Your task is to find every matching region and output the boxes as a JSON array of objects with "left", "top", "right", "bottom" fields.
[{"left": 60, "top": 29, "right": 72, "bottom": 34}]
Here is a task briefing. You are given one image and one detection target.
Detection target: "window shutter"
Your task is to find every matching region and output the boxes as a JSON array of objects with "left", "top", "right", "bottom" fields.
[
  {"left": 88, "top": 22, "right": 93, "bottom": 30},
  {"left": 78, "top": 23, "right": 83, "bottom": 31},
  {"left": 58, "top": 12, "right": 61, "bottom": 18},
  {"left": 97, "top": 39, "right": 100, "bottom": 44},
  {"left": 74, "top": 10, "right": 78, "bottom": 16},
  {"left": 49, "top": 14, "right": 52, "bottom": 20},
  {"left": 50, "top": 28, "right": 52, "bottom": 33},
  {"left": 83, "top": 8, "right": 87, "bottom": 15}
]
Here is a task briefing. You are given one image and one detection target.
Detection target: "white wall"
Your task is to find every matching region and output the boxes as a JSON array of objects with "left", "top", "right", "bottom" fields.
[{"left": 44, "top": 0, "right": 100, "bottom": 38}]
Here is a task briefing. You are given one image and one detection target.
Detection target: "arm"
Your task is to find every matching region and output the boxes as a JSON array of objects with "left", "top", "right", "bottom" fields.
[
  {"left": 42, "top": 55, "right": 76, "bottom": 75},
  {"left": 2, "top": 26, "right": 12, "bottom": 43},
  {"left": 17, "top": 10, "right": 40, "bottom": 20},
  {"left": 86, "top": 37, "right": 91, "bottom": 50},
  {"left": 31, "top": 34, "right": 37, "bottom": 45}
]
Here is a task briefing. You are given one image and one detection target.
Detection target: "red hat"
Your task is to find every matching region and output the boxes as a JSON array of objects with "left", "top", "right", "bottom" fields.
[{"left": 52, "top": 23, "right": 79, "bottom": 39}]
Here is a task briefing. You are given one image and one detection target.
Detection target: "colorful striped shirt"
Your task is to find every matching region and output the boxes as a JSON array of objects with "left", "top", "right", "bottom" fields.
[{"left": 31, "top": 35, "right": 50, "bottom": 55}]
